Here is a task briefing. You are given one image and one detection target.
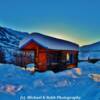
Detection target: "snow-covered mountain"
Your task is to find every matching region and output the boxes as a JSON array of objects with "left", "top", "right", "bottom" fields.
[
  {"left": 80, "top": 41, "right": 100, "bottom": 51},
  {"left": 0, "top": 26, "right": 29, "bottom": 62},
  {"left": 0, "top": 26, "right": 28, "bottom": 50},
  {"left": 79, "top": 42, "right": 100, "bottom": 60}
]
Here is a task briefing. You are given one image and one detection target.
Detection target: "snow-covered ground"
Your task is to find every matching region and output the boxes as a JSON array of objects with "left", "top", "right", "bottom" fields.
[{"left": 0, "top": 62, "right": 100, "bottom": 100}]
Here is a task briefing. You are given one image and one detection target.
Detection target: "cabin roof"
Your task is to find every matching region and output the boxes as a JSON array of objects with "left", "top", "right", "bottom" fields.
[{"left": 19, "top": 32, "right": 79, "bottom": 51}]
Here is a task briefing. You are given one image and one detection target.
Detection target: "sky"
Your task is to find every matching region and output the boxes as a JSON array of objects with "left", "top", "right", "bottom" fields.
[{"left": 0, "top": 0, "right": 100, "bottom": 46}]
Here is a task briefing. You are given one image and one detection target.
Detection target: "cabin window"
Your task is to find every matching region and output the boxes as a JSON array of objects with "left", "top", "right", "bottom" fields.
[
  {"left": 48, "top": 52, "right": 67, "bottom": 65},
  {"left": 29, "top": 52, "right": 34, "bottom": 63},
  {"left": 24, "top": 51, "right": 35, "bottom": 63},
  {"left": 47, "top": 52, "right": 76, "bottom": 65},
  {"left": 60, "top": 53, "right": 70, "bottom": 64},
  {"left": 60, "top": 53, "right": 66, "bottom": 63},
  {"left": 30, "top": 51, "right": 34, "bottom": 56},
  {"left": 66, "top": 53, "right": 70, "bottom": 61},
  {"left": 48, "top": 53, "right": 61, "bottom": 65}
]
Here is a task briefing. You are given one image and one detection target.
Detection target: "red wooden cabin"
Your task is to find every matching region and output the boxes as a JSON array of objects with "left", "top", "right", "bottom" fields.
[{"left": 19, "top": 32, "right": 79, "bottom": 72}]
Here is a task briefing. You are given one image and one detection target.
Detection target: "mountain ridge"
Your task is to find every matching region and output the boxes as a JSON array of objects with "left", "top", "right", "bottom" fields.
[
  {"left": 80, "top": 41, "right": 100, "bottom": 51},
  {"left": 0, "top": 26, "right": 28, "bottom": 50}
]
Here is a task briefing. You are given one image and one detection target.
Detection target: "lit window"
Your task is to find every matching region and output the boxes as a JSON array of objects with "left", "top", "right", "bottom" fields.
[{"left": 66, "top": 53, "right": 70, "bottom": 61}]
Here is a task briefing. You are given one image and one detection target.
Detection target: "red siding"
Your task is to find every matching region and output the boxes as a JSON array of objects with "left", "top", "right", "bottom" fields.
[
  {"left": 38, "top": 52, "right": 47, "bottom": 71},
  {"left": 22, "top": 41, "right": 39, "bottom": 50}
]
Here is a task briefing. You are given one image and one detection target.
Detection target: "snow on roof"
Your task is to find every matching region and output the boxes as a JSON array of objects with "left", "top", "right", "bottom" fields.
[{"left": 19, "top": 32, "right": 79, "bottom": 51}]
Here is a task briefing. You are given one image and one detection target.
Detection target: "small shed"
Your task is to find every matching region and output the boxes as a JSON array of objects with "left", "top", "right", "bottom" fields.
[{"left": 19, "top": 32, "right": 79, "bottom": 72}]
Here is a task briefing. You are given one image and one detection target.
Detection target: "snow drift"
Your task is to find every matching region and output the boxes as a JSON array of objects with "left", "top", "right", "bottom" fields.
[{"left": 0, "top": 62, "right": 99, "bottom": 100}]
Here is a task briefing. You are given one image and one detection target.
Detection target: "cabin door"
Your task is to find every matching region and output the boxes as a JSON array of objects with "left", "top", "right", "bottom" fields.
[{"left": 38, "top": 52, "right": 47, "bottom": 71}]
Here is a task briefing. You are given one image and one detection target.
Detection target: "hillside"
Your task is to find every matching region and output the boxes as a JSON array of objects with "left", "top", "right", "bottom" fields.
[
  {"left": 80, "top": 42, "right": 100, "bottom": 51},
  {"left": 79, "top": 42, "right": 100, "bottom": 60},
  {"left": 0, "top": 26, "right": 28, "bottom": 62},
  {"left": 0, "top": 26, "right": 28, "bottom": 50}
]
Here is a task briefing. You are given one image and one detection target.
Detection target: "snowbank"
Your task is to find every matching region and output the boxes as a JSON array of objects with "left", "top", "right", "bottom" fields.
[{"left": 0, "top": 63, "right": 99, "bottom": 100}]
